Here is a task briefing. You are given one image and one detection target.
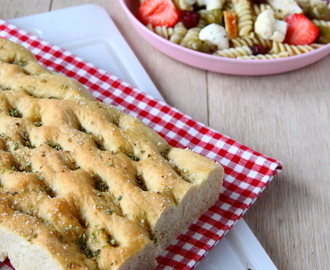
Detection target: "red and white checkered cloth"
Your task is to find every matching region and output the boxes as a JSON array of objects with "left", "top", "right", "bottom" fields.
[{"left": 0, "top": 20, "right": 282, "bottom": 270}]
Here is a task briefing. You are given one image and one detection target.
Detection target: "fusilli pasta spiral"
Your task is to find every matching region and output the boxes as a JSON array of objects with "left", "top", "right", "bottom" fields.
[
  {"left": 173, "top": 0, "right": 193, "bottom": 11},
  {"left": 180, "top": 19, "right": 207, "bottom": 48},
  {"left": 147, "top": 24, "right": 174, "bottom": 40},
  {"left": 234, "top": 0, "right": 254, "bottom": 37},
  {"left": 231, "top": 35, "right": 272, "bottom": 49},
  {"left": 269, "top": 41, "right": 315, "bottom": 56},
  {"left": 238, "top": 52, "right": 290, "bottom": 59},
  {"left": 312, "top": 19, "right": 330, "bottom": 28},
  {"left": 252, "top": 3, "right": 272, "bottom": 18},
  {"left": 170, "top": 22, "right": 188, "bottom": 44},
  {"left": 213, "top": 45, "right": 252, "bottom": 57}
]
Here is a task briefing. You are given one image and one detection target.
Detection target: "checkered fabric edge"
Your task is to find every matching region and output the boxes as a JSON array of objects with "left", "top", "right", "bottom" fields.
[{"left": 0, "top": 20, "right": 282, "bottom": 270}]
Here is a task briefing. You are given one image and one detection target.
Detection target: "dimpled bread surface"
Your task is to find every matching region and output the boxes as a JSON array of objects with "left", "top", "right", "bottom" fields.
[{"left": 0, "top": 38, "right": 224, "bottom": 270}]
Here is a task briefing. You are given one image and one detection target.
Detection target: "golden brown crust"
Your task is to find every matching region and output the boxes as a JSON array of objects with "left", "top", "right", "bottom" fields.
[{"left": 0, "top": 38, "right": 224, "bottom": 270}]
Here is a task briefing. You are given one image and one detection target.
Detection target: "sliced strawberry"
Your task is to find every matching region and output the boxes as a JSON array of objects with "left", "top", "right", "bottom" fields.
[
  {"left": 284, "top": 13, "right": 319, "bottom": 45},
  {"left": 137, "top": 0, "right": 180, "bottom": 28}
]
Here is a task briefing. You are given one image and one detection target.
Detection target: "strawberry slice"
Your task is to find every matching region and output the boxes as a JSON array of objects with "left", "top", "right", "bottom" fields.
[
  {"left": 137, "top": 0, "right": 180, "bottom": 28},
  {"left": 284, "top": 14, "right": 319, "bottom": 45}
]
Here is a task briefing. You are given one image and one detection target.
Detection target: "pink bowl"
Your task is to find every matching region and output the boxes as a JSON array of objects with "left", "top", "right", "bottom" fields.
[{"left": 119, "top": 0, "right": 330, "bottom": 75}]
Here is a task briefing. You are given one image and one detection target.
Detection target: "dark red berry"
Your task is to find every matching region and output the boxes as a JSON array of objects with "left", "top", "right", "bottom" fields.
[
  {"left": 251, "top": 44, "right": 266, "bottom": 55},
  {"left": 181, "top": 11, "right": 200, "bottom": 29}
]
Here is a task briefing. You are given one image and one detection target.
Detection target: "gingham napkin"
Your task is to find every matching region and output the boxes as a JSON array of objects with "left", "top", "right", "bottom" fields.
[{"left": 0, "top": 20, "right": 282, "bottom": 270}]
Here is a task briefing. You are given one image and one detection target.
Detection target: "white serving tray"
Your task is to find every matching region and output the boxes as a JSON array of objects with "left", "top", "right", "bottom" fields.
[{"left": 8, "top": 5, "right": 277, "bottom": 270}]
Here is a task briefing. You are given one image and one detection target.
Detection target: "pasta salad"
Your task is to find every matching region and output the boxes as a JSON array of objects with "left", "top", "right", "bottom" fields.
[{"left": 137, "top": 0, "right": 330, "bottom": 59}]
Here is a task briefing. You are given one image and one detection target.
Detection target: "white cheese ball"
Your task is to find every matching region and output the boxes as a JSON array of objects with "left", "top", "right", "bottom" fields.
[{"left": 199, "top": 23, "right": 229, "bottom": 50}]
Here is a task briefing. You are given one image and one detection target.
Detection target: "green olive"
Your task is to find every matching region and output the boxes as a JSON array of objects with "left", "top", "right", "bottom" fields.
[
  {"left": 187, "top": 40, "right": 204, "bottom": 51},
  {"left": 201, "top": 41, "right": 211, "bottom": 53},
  {"left": 205, "top": 9, "right": 223, "bottom": 25},
  {"left": 306, "top": 3, "right": 330, "bottom": 21},
  {"left": 316, "top": 25, "right": 330, "bottom": 44}
]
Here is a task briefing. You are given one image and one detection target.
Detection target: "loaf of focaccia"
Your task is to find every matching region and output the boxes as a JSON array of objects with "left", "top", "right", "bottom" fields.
[{"left": 0, "top": 38, "right": 223, "bottom": 270}]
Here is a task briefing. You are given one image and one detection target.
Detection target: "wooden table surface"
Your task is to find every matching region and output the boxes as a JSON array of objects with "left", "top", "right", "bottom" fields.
[{"left": 1, "top": 1, "right": 329, "bottom": 269}]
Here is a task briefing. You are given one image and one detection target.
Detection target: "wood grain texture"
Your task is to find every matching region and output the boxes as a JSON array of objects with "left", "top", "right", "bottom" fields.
[
  {"left": 0, "top": 0, "right": 50, "bottom": 19},
  {"left": 208, "top": 59, "right": 330, "bottom": 270},
  {"left": 2, "top": 1, "right": 330, "bottom": 269}
]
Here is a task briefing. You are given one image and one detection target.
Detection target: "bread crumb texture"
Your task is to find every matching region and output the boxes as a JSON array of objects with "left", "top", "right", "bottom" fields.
[{"left": 0, "top": 38, "right": 224, "bottom": 270}]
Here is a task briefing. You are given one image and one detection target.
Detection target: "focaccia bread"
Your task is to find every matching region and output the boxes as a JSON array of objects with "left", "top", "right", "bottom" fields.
[{"left": 0, "top": 38, "right": 224, "bottom": 270}]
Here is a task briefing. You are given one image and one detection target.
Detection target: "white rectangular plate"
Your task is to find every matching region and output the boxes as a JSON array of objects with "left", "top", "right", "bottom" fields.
[{"left": 8, "top": 4, "right": 277, "bottom": 270}]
